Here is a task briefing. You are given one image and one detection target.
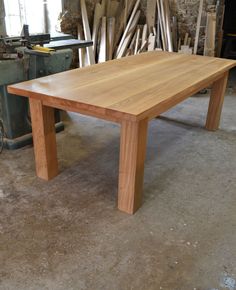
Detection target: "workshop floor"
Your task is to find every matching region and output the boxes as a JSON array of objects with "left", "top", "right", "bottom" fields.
[{"left": 0, "top": 71, "right": 236, "bottom": 290}]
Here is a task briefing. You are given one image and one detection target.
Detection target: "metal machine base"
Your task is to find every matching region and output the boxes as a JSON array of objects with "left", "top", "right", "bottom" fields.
[{"left": 3, "top": 121, "right": 64, "bottom": 150}]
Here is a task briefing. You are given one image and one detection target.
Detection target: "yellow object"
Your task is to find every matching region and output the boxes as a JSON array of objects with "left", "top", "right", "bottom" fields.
[{"left": 32, "top": 46, "right": 55, "bottom": 53}]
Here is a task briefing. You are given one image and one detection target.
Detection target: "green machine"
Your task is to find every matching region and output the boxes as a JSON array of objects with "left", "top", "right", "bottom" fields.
[{"left": 0, "top": 29, "right": 92, "bottom": 150}]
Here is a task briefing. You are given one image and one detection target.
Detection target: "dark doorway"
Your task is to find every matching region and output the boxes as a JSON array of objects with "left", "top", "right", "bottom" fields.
[{"left": 221, "top": 0, "right": 236, "bottom": 59}]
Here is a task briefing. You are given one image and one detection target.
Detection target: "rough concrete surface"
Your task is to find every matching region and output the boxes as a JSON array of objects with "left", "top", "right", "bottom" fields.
[{"left": 0, "top": 70, "right": 236, "bottom": 290}]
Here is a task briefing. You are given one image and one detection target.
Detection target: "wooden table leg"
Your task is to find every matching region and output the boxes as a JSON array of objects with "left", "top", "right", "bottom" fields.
[
  {"left": 118, "top": 119, "right": 148, "bottom": 214},
  {"left": 205, "top": 71, "right": 229, "bottom": 131},
  {"left": 29, "top": 98, "right": 58, "bottom": 180}
]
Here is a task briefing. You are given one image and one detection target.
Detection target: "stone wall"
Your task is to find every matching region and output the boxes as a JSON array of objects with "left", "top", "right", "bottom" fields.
[{"left": 173, "top": 0, "right": 223, "bottom": 53}]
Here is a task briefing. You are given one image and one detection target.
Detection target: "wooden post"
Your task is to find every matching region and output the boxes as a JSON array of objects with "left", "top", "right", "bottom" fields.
[
  {"left": 29, "top": 98, "right": 58, "bottom": 180},
  {"left": 118, "top": 119, "right": 148, "bottom": 214},
  {"left": 205, "top": 72, "right": 229, "bottom": 131}
]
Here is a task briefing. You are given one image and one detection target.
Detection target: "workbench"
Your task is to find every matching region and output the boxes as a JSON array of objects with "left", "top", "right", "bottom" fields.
[{"left": 8, "top": 51, "right": 236, "bottom": 214}]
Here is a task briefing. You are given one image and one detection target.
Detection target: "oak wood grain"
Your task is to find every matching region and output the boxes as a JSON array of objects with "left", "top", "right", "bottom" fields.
[
  {"left": 29, "top": 99, "right": 58, "bottom": 180},
  {"left": 205, "top": 71, "right": 229, "bottom": 131},
  {"left": 8, "top": 52, "right": 236, "bottom": 124},
  {"left": 118, "top": 119, "right": 148, "bottom": 214}
]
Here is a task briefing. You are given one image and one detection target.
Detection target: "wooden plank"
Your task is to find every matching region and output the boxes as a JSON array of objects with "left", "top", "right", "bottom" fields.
[
  {"left": 92, "top": 2, "right": 104, "bottom": 54},
  {"left": 172, "top": 15, "right": 178, "bottom": 52},
  {"left": 107, "top": 0, "right": 119, "bottom": 17},
  {"left": 116, "top": 0, "right": 141, "bottom": 57},
  {"left": 29, "top": 98, "right": 58, "bottom": 181},
  {"left": 134, "top": 27, "right": 141, "bottom": 54},
  {"left": 187, "top": 37, "right": 191, "bottom": 47},
  {"left": 157, "top": 0, "right": 167, "bottom": 51},
  {"left": 124, "top": 0, "right": 128, "bottom": 28},
  {"left": 156, "top": 17, "right": 161, "bottom": 48},
  {"left": 114, "top": 0, "right": 136, "bottom": 51},
  {"left": 107, "top": 17, "right": 116, "bottom": 60},
  {"left": 116, "top": 10, "right": 141, "bottom": 59},
  {"left": 204, "top": 12, "right": 216, "bottom": 57},
  {"left": 184, "top": 33, "right": 189, "bottom": 46},
  {"left": 142, "top": 24, "right": 148, "bottom": 46},
  {"left": 178, "top": 38, "right": 181, "bottom": 50},
  {"left": 206, "top": 71, "right": 228, "bottom": 131},
  {"left": 128, "top": 29, "right": 138, "bottom": 54},
  {"left": 80, "top": 0, "right": 95, "bottom": 65},
  {"left": 194, "top": 0, "right": 204, "bottom": 55},
  {"left": 215, "top": 3, "right": 225, "bottom": 57},
  {"left": 138, "top": 40, "right": 148, "bottom": 54},
  {"left": 118, "top": 118, "right": 148, "bottom": 214},
  {"left": 98, "top": 16, "right": 107, "bottom": 63},
  {"left": 147, "top": 0, "right": 156, "bottom": 33},
  {"left": 163, "top": 0, "right": 173, "bottom": 52},
  {"left": 77, "top": 23, "right": 86, "bottom": 68},
  {"left": 148, "top": 33, "right": 155, "bottom": 51},
  {"left": 153, "top": 27, "right": 157, "bottom": 36},
  {"left": 159, "top": 0, "right": 167, "bottom": 43}
]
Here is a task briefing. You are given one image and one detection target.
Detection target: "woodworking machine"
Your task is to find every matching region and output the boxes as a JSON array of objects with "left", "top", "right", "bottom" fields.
[{"left": 0, "top": 26, "right": 92, "bottom": 149}]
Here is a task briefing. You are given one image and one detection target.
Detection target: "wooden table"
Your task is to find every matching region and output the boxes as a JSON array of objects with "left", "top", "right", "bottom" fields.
[{"left": 8, "top": 52, "right": 236, "bottom": 214}]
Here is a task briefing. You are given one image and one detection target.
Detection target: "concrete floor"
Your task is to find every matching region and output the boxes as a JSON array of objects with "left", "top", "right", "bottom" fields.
[{"left": 0, "top": 72, "right": 236, "bottom": 290}]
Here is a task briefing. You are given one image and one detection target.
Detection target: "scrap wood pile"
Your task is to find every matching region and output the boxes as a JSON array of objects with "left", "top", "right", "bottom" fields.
[
  {"left": 78, "top": 0, "right": 176, "bottom": 67},
  {"left": 77, "top": 0, "right": 221, "bottom": 67}
]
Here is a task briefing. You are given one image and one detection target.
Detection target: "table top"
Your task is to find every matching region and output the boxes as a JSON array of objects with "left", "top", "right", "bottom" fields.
[{"left": 8, "top": 51, "right": 236, "bottom": 122}]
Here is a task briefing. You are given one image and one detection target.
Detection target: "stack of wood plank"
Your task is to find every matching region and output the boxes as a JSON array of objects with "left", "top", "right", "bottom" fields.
[
  {"left": 78, "top": 0, "right": 219, "bottom": 67},
  {"left": 78, "top": 0, "right": 176, "bottom": 67}
]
